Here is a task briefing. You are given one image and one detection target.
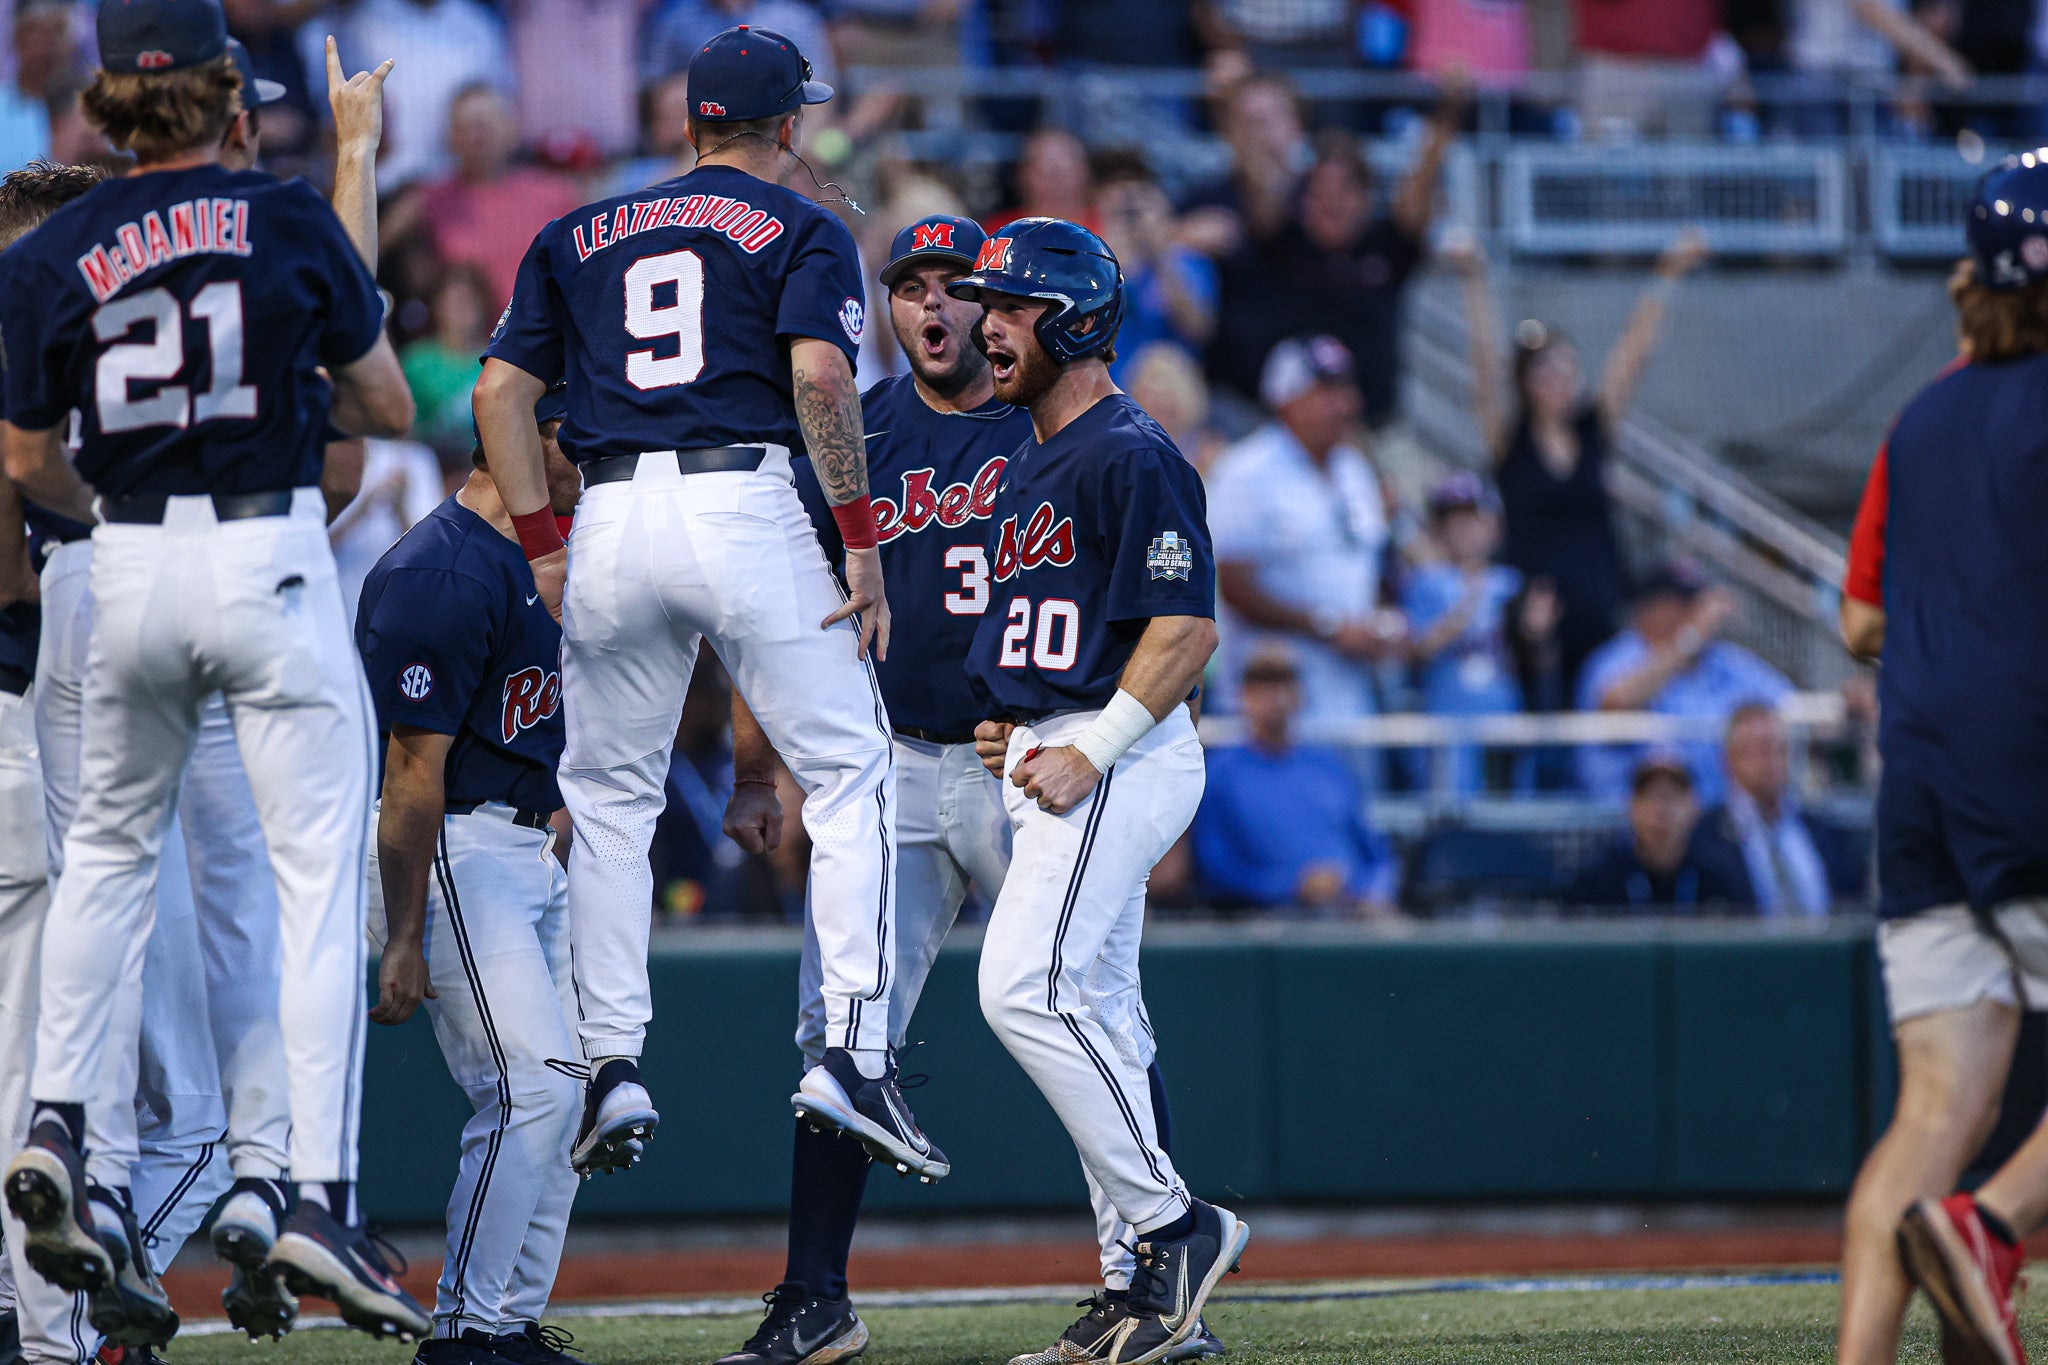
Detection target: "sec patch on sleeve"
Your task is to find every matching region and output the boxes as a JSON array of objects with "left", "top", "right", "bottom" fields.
[
  {"left": 839, "top": 296, "right": 865, "bottom": 344},
  {"left": 1147, "top": 531, "right": 1194, "bottom": 581},
  {"left": 398, "top": 663, "right": 434, "bottom": 700}
]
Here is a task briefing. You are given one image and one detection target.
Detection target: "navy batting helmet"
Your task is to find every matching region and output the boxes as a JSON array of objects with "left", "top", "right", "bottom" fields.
[
  {"left": 1969, "top": 149, "right": 2048, "bottom": 291},
  {"left": 946, "top": 216, "right": 1123, "bottom": 364}
]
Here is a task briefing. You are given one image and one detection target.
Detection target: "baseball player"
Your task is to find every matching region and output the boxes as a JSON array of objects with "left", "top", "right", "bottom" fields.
[
  {"left": 1, "top": 157, "right": 259, "bottom": 1360},
  {"left": 474, "top": 24, "right": 936, "bottom": 1180},
  {"left": 715, "top": 214, "right": 1222, "bottom": 1365},
  {"left": 950, "top": 218, "right": 1246, "bottom": 1365},
  {"left": 1833, "top": 151, "right": 2048, "bottom": 1365},
  {"left": 0, "top": 0, "right": 430, "bottom": 1341},
  {"left": 357, "top": 386, "right": 588, "bottom": 1365}
]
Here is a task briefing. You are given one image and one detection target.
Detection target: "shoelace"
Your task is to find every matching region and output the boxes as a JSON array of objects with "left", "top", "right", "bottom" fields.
[
  {"left": 741, "top": 1284, "right": 808, "bottom": 1351},
  {"left": 363, "top": 1225, "right": 411, "bottom": 1277},
  {"left": 529, "top": 1324, "right": 580, "bottom": 1355},
  {"left": 1120, "top": 1239, "right": 1169, "bottom": 1310}
]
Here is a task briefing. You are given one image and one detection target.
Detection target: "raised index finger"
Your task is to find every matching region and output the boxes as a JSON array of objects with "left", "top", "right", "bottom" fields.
[{"left": 326, "top": 34, "right": 343, "bottom": 93}]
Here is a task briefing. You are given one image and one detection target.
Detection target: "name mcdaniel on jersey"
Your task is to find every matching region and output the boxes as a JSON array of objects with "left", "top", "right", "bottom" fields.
[
  {"left": 487, "top": 162, "right": 867, "bottom": 463},
  {"left": 966, "top": 393, "right": 1214, "bottom": 719},
  {"left": 0, "top": 164, "right": 385, "bottom": 499},
  {"left": 794, "top": 371, "right": 1033, "bottom": 737}
]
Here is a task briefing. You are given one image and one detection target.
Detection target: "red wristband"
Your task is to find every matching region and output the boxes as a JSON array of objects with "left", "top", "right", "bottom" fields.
[
  {"left": 832, "top": 495, "right": 878, "bottom": 550},
  {"left": 512, "top": 507, "right": 565, "bottom": 560}
]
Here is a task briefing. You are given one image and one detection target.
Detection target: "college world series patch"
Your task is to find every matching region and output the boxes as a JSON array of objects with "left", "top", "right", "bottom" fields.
[{"left": 1147, "top": 531, "right": 1194, "bottom": 581}]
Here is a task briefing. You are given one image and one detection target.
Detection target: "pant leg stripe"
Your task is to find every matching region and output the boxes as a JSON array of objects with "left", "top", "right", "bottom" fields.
[
  {"left": 1058, "top": 1011, "right": 1169, "bottom": 1191},
  {"left": 140, "top": 1130, "right": 222, "bottom": 1239},
  {"left": 1045, "top": 766, "right": 1115, "bottom": 1015},
  {"left": 434, "top": 826, "right": 515, "bottom": 1334},
  {"left": 340, "top": 665, "right": 378, "bottom": 1177}
]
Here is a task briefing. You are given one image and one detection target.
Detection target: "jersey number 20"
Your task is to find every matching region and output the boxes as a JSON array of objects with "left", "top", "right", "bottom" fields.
[
  {"left": 93, "top": 284, "right": 256, "bottom": 433},
  {"left": 998, "top": 597, "right": 1080, "bottom": 671},
  {"left": 624, "top": 249, "right": 706, "bottom": 390}
]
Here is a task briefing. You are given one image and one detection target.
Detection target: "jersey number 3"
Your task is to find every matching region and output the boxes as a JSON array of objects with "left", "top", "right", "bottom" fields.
[
  {"left": 624, "top": 249, "right": 706, "bottom": 390},
  {"left": 93, "top": 284, "right": 256, "bottom": 434}
]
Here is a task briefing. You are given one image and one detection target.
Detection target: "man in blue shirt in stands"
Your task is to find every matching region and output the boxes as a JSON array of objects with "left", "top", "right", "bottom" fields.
[
  {"left": 1575, "top": 561, "right": 1790, "bottom": 805},
  {"left": 1192, "top": 652, "right": 1397, "bottom": 914}
]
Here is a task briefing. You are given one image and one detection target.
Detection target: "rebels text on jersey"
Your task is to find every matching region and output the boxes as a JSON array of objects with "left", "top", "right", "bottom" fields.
[
  {"left": 794, "top": 372, "right": 1032, "bottom": 737},
  {"left": 966, "top": 394, "right": 1214, "bottom": 718},
  {"left": 486, "top": 164, "right": 866, "bottom": 462},
  {"left": 356, "top": 500, "right": 566, "bottom": 813},
  {"left": 0, "top": 165, "right": 384, "bottom": 497}
]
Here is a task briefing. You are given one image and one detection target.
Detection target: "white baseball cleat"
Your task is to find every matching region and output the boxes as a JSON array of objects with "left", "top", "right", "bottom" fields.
[
  {"left": 571, "top": 1059, "right": 659, "bottom": 1177},
  {"left": 212, "top": 1178, "right": 299, "bottom": 1341}
]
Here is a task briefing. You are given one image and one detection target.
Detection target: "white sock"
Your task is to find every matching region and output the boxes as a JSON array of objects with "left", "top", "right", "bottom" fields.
[
  {"left": 297, "top": 1182, "right": 328, "bottom": 1211},
  {"left": 849, "top": 1048, "right": 888, "bottom": 1080}
]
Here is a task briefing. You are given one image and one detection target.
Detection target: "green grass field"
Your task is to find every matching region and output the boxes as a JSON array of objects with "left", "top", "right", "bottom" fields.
[{"left": 157, "top": 1275, "right": 1991, "bottom": 1365}]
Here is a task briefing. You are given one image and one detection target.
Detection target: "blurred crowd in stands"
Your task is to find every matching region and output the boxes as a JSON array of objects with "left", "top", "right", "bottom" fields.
[{"left": 0, "top": 0, "right": 1914, "bottom": 916}]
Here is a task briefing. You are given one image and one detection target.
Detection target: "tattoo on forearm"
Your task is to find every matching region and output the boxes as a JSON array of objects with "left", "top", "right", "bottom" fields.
[{"left": 793, "top": 364, "right": 868, "bottom": 506}]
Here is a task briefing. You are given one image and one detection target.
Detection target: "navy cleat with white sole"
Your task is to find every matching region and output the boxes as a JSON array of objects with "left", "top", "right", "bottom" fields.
[
  {"left": 5, "top": 1119, "right": 115, "bottom": 1296},
  {"left": 82, "top": 1188, "right": 179, "bottom": 1347},
  {"left": 792, "top": 1051, "right": 948, "bottom": 1182},
  {"left": 213, "top": 1177, "right": 299, "bottom": 1340},
  {"left": 267, "top": 1200, "right": 431, "bottom": 1341},
  {"left": 1109, "top": 1201, "right": 1248, "bottom": 1365},
  {"left": 570, "top": 1059, "right": 658, "bottom": 1177},
  {"left": 714, "top": 1282, "right": 869, "bottom": 1365}
]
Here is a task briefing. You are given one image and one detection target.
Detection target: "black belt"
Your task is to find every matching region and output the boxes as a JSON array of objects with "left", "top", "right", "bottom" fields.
[
  {"left": 99, "top": 490, "right": 295, "bottom": 525},
  {"left": 0, "top": 663, "right": 27, "bottom": 697},
  {"left": 444, "top": 801, "right": 553, "bottom": 830},
  {"left": 894, "top": 724, "right": 976, "bottom": 746},
  {"left": 583, "top": 448, "right": 767, "bottom": 485},
  {"left": 991, "top": 710, "right": 1055, "bottom": 726}
]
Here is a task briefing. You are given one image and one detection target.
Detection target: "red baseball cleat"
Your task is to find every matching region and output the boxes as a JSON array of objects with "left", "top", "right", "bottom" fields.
[{"left": 1899, "top": 1193, "right": 2027, "bottom": 1365}]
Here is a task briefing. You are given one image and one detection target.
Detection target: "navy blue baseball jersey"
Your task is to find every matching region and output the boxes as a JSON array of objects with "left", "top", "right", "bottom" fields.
[
  {"left": 794, "top": 373, "right": 1032, "bottom": 737},
  {"left": 1866, "top": 353, "right": 2048, "bottom": 919},
  {"left": 0, "top": 165, "right": 384, "bottom": 498},
  {"left": 966, "top": 394, "right": 1214, "bottom": 718},
  {"left": 486, "top": 164, "right": 865, "bottom": 464},
  {"left": 356, "top": 499, "right": 566, "bottom": 813}
]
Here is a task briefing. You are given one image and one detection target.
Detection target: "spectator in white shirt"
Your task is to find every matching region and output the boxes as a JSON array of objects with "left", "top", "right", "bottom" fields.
[
  {"left": 332, "top": 439, "right": 448, "bottom": 626},
  {"left": 1207, "top": 335, "right": 1403, "bottom": 720}
]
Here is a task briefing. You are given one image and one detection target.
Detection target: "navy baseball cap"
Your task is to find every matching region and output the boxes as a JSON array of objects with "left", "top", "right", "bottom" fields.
[
  {"left": 225, "top": 38, "right": 286, "bottom": 106},
  {"left": 687, "top": 26, "right": 832, "bottom": 123},
  {"left": 879, "top": 214, "right": 985, "bottom": 288},
  {"left": 97, "top": 0, "right": 228, "bottom": 74}
]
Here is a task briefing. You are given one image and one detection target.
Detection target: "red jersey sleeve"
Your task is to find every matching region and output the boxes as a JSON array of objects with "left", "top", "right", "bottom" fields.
[{"left": 1844, "top": 443, "right": 1888, "bottom": 607}]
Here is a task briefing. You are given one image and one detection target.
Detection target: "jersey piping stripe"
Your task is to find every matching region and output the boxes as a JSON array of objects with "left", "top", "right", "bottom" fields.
[
  {"left": 139, "top": 1130, "right": 224, "bottom": 1239},
  {"left": 69, "top": 1286, "right": 86, "bottom": 1364},
  {"left": 434, "top": 825, "right": 514, "bottom": 1334}
]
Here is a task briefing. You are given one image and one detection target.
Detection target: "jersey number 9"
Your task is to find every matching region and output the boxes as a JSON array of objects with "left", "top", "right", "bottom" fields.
[{"left": 624, "top": 249, "right": 707, "bottom": 391}]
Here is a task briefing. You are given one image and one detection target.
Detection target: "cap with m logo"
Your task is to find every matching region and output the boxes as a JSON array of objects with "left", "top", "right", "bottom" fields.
[{"left": 878, "top": 213, "right": 987, "bottom": 287}]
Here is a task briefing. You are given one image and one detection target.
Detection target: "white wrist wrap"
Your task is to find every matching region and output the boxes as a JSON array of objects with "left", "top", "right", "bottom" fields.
[{"left": 1071, "top": 689, "right": 1157, "bottom": 774}]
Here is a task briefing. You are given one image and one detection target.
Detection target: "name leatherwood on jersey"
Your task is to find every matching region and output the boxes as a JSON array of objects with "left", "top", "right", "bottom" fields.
[
  {"left": 873, "top": 454, "right": 1006, "bottom": 544},
  {"left": 75, "top": 198, "right": 254, "bottom": 303},
  {"left": 501, "top": 665, "right": 562, "bottom": 744},
  {"left": 991, "top": 502, "right": 1076, "bottom": 582},
  {"left": 570, "top": 193, "right": 786, "bottom": 262}
]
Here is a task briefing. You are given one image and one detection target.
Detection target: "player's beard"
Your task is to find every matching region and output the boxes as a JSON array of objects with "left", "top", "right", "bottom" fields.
[
  {"left": 988, "top": 335, "right": 1062, "bottom": 409},
  {"left": 900, "top": 319, "right": 986, "bottom": 401}
]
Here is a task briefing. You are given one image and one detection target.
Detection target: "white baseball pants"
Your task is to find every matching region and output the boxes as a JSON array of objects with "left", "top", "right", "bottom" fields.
[
  {"left": 33, "top": 490, "right": 375, "bottom": 1184},
  {"left": 368, "top": 804, "right": 580, "bottom": 1337},
  {"left": 795, "top": 735, "right": 1007, "bottom": 1062},
  {"left": 979, "top": 706, "right": 1203, "bottom": 1237},
  {"left": 40, "top": 538, "right": 289, "bottom": 1200},
  {"left": 560, "top": 451, "right": 896, "bottom": 1059},
  {"left": 794, "top": 734, "right": 1163, "bottom": 1287}
]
